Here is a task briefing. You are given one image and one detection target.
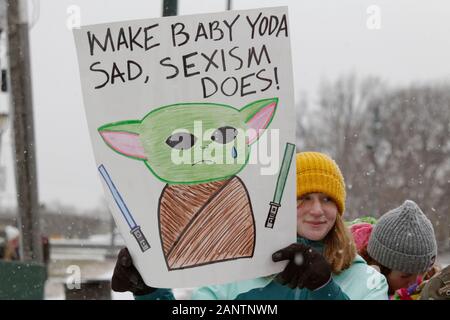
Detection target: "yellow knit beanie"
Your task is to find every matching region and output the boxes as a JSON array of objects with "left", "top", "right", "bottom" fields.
[{"left": 296, "top": 152, "right": 346, "bottom": 215}]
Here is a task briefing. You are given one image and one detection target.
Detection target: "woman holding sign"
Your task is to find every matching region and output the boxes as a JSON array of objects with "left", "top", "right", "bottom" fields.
[{"left": 112, "top": 152, "right": 388, "bottom": 299}]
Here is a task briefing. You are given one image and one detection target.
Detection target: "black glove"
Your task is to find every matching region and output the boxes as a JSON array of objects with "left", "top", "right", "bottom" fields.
[
  {"left": 272, "top": 243, "right": 332, "bottom": 290},
  {"left": 111, "top": 247, "right": 156, "bottom": 296}
]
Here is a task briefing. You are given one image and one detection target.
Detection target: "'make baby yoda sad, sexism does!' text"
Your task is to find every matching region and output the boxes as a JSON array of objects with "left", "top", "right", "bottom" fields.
[{"left": 85, "top": 11, "right": 288, "bottom": 99}]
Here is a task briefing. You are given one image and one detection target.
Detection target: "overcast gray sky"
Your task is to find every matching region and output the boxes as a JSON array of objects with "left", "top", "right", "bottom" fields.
[{"left": 1, "top": 0, "right": 450, "bottom": 210}]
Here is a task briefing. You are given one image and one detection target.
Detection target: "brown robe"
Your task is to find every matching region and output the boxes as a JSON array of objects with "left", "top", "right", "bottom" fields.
[{"left": 158, "top": 176, "right": 255, "bottom": 270}]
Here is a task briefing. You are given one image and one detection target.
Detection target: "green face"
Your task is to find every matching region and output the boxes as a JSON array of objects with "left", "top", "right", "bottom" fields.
[{"left": 98, "top": 99, "right": 278, "bottom": 184}]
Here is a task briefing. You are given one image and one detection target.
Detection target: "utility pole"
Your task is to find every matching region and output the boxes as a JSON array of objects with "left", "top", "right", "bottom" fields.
[
  {"left": 162, "top": 0, "right": 177, "bottom": 17},
  {"left": 6, "top": 0, "right": 42, "bottom": 262}
]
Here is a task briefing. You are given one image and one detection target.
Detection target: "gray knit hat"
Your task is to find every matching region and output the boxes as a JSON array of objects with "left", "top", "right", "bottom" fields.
[{"left": 367, "top": 200, "right": 437, "bottom": 274}]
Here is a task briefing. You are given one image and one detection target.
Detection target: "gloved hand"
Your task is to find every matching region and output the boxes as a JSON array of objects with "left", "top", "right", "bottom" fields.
[
  {"left": 420, "top": 265, "right": 450, "bottom": 300},
  {"left": 272, "top": 243, "right": 332, "bottom": 290},
  {"left": 111, "top": 247, "right": 156, "bottom": 296}
]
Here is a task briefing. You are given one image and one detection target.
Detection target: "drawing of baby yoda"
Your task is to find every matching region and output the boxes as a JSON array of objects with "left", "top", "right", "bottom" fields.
[{"left": 98, "top": 98, "right": 278, "bottom": 270}]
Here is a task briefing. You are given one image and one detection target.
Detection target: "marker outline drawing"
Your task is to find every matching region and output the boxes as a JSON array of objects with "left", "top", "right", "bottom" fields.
[
  {"left": 98, "top": 164, "right": 150, "bottom": 252},
  {"left": 265, "top": 142, "right": 296, "bottom": 228},
  {"left": 98, "top": 99, "right": 278, "bottom": 270}
]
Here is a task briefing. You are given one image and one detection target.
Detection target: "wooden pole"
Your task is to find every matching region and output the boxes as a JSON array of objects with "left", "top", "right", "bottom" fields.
[{"left": 6, "top": 0, "right": 42, "bottom": 262}]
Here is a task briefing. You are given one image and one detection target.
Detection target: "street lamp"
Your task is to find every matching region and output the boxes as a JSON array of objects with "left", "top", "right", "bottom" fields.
[
  {"left": 162, "top": 0, "right": 177, "bottom": 17},
  {"left": 227, "top": 0, "right": 233, "bottom": 11}
]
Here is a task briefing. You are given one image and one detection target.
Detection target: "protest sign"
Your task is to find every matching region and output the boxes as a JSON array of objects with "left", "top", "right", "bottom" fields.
[{"left": 74, "top": 6, "right": 296, "bottom": 288}]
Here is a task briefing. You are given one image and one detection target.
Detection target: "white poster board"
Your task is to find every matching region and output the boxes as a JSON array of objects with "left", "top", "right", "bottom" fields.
[{"left": 74, "top": 6, "right": 296, "bottom": 288}]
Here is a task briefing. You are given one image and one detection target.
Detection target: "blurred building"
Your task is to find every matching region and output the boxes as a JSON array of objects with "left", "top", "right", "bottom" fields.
[{"left": 0, "top": 206, "right": 111, "bottom": 240}]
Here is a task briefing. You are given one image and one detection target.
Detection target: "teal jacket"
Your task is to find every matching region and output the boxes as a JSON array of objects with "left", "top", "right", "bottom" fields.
[{"left": 135, "top": 238, "right": 388, "bottom": 300}]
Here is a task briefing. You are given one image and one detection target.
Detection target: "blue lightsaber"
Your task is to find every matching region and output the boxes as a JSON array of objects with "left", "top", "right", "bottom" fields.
[{"left": 98, "top": 164, "right": 150, "bottom": 252}]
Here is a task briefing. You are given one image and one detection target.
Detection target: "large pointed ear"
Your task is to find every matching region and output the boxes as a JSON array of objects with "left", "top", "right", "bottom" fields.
[
  {"left": 98, "top": 120, "right": 147, "bottom": 160},
  {"left": 240, "top": 98, "right": 278, "bottom": 144}
]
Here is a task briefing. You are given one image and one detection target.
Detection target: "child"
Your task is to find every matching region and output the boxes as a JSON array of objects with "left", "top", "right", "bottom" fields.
[{"left": 350, "top": 200, "right": 437, "bottom": 298}]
